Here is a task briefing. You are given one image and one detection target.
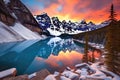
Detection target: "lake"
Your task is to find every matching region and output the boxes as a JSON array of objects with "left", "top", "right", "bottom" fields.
[{"left": 0, "top": 37, "right": 100, "bottom": 75}]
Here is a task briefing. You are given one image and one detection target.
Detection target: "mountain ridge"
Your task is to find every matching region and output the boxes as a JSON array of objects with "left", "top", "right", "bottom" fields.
[{"left": 35, "top": 13, "right": 110, "bottom": 36}]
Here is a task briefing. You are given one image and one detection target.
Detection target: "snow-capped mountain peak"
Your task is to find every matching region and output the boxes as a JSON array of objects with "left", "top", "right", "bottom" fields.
[
  {"left": 88, "top": 21, "right": 95, "bottom": 25},
  {"left": 80, "top": 19, "right": 87, "bottom": 24},
  {"left": 35, "top": 13, "right": 110, "bottom": 36}
]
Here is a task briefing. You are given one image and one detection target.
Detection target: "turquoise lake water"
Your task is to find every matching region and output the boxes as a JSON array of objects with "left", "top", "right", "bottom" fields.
[{"left": 0, "top": 37, "right": 89, "bottom": 75}]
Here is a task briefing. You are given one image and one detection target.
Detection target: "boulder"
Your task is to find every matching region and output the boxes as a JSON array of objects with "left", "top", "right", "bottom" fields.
[
  {"left": 30, "top": 69, "right": 50, "bottom": 80},
  {"left": 3, "top": 75, "right": 28, "bottom": 80},
  {"left": 0, "top": 68, "right": 16, "bottom": 79}
]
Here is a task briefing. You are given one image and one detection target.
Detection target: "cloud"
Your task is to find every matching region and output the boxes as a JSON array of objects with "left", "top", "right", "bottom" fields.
[
  {"left": 87, "top": 0, "right": 112, "bottom": 10},
  {"left": 36, "top": 0, "right": 59, "bottom": 8},
  {"left": 56, "top": 5, "right": 63, "bottom": 12},
  {"left": 113, "top": 0, "right": 120, "bottom": 19},
  {"left": 22, "top": 0, "right": 120, "bottom": 23}
]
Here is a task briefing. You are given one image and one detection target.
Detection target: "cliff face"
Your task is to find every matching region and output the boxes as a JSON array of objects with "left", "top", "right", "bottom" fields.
[
  {"left": 0, "top": 0, "right": 42, "bottom": 33},
  {"left": 0, "top": 0, "right": 15, "bottom": 26}
]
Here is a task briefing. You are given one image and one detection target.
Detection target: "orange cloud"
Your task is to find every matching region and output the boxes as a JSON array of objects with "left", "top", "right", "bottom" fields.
[{"left": 31, "top": 0, "right": 120, "bottom": 24}]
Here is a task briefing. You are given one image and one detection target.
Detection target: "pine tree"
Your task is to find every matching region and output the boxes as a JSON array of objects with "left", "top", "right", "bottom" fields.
[
  {"left": 105, "top": 4, "right": 120, "bottom": 75},
  {"left": 82, "top": 33, "right": 89, "bottom": 63},
  {"left": 105, "top": 23, "right": 115, "bottom": 72},
  {"left": 109, "top": 4, "right": 116, "bottom": 21}
]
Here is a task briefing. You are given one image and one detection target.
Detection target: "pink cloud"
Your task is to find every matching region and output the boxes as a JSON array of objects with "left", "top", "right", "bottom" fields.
[{"left": 32, "top": 0, "right": 120, "bottom": 23}]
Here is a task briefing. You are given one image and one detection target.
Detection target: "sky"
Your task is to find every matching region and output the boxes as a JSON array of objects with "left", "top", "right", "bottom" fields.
[{"left": 21, "top": 0, "right": 120, "bottom": 24}]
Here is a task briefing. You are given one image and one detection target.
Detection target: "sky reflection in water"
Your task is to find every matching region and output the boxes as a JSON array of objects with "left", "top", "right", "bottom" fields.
[{"left": 0, "top": 37, "right": 101, "bottom": 75}]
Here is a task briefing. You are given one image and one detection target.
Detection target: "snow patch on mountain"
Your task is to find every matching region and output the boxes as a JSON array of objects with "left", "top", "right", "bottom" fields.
[
  {"left": 4, "top": 0, "right": 10, "bottom": 4},
  {"left": 0, "top": 22, "right": 23, "bottom": 43},
  {"left": 0, "top": 22, "right": 45, "bottom": 43},
  {"left": 11, "top": 13, "right": 18, "bottom": 19},
  {"left": 47, "top": 28, "right": 62, "bottom": 36},
  {"left": 11, "top": 23, "right": 41, "bottom": 40}
]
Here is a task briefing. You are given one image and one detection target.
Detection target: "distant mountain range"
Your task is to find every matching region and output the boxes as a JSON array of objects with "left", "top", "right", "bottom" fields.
[{"left": 35, "top": 13, "right": 111, "bottom": 36}]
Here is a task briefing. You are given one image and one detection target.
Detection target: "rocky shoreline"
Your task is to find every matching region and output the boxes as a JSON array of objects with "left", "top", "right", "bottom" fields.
[
  {"left": 0, "top": 41, "right": 119, "bottom": 80},
  {"left": 1, "top": 61, "right": 120, "bottom": 80}
]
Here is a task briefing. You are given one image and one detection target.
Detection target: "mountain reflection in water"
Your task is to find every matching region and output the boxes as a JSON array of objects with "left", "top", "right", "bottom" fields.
[{"left": 0, "top": 37, "right": 101, "bottom": 75}]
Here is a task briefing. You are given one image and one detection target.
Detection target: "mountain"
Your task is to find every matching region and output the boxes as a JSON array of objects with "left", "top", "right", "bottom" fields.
[
  {"left": 35, "top": 13, "right": 51, "bottom": 30},
  {"left": 6, "top": 0, "right": 42, "bottom": 33},
  {"left": 35, "top": 13, "right": 110, "bottom": 36},
  {"left": 80, "top": 19, "right": 87, "bottom": 24},
  {"left": 0, "top": 22, "right": 24, "bottom": 43},
  {"left": 87, "top": 21, "right": 96, "bottom": 31},
  {"left": 97, "top": 20, "right": 111, "bottom": 29},
  {"left": 0, "top": 0, "right": 44, "bottom": 43}
]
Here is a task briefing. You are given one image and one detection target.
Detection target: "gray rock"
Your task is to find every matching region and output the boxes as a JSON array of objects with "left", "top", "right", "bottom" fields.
[
  {"left": 3, "top": 75, "right": 28, "bottom": 80},
  {"left": 30, "top": 69, "right": 50, "bottom": 80}
]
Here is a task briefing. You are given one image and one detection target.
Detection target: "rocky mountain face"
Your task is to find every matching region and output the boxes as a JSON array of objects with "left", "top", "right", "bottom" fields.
[
  {"left": 0, "top": 0, "right": 15, "bottom": 26},
  {"left": 35, "top": 13, "right": 51, "bottom": 30},
  {"left": 0, "top": 0, "right": 42, "bottom": 33},
  {"left": 0, "top": 0, "right": 44, "bottom": 43}
]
